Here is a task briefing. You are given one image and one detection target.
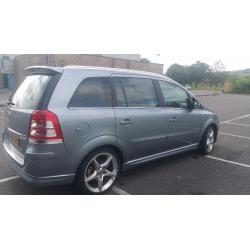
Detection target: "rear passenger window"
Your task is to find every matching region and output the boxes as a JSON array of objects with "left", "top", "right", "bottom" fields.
[
  {"left": 69, "top": 78, "right": 112, "bottom": 107},
  {"left": 119, "top": 78, "right": 158, "bottom": 107}
]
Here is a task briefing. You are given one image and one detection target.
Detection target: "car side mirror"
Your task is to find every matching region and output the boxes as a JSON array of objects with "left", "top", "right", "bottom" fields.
[{"left": 187, "top": 98, "right": 194, "bottom": 110}]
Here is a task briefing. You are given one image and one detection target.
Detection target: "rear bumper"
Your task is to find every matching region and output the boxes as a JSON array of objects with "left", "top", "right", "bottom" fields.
[{"left": 2, "top": 136, "right": 75, "bottom": 186}]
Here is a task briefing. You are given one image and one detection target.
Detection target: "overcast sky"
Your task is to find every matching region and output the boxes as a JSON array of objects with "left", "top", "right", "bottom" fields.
[
  {"left": 140, "top": 0, "right": 250, "bottom": 72},
  {"left": 1, "top": 0, "right": 249, "bottom": 73}
]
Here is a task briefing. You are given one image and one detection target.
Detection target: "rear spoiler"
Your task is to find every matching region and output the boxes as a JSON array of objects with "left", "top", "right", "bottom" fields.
[{"left": 24, "top": 66, "right": 63, "bottom": 76}]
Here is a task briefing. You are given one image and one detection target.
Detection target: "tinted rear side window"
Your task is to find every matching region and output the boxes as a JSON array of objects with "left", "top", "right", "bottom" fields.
[
  {"left": 119, "top": 77, "right": 158, "bottom": 107},
  {"left": 11, "top": 75, "right": 51, "bottom": 110},
  {"left": 69, "top": 77, "right": 112, "bottom": 107}
]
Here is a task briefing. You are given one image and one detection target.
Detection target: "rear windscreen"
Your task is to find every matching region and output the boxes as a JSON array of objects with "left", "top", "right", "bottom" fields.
[{"left": 11, "top": 75, "right": 51, "bottom": 110}]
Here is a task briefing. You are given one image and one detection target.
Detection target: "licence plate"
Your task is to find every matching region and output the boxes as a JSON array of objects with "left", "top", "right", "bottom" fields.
[{"left": 9, "top": 133, "right": 21, "bottom": 150}]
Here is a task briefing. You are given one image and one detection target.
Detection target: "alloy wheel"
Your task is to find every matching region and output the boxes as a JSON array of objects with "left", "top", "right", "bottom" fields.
[
  {"left": 206, "top": 128, "right": 215, "bottom": 153},
  {"left": 84, "top": 153, "right": 118, "bottom": 193}
]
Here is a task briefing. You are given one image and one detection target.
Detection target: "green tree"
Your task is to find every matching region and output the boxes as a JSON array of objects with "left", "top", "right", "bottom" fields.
[
  {"left": 166, "top": 64, "right": 189, "bottom": 85},
  {"left": 209, "top": 60, "right": 226, "bottom": 86},
  {"left": 212, "top": 60, "right": 226, "bottom": 72},
  {"left": 188, "top": 61, "right": 211, "bottom": 88}
]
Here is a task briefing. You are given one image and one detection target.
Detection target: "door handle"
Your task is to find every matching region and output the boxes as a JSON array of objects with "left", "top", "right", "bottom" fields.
[
  {"left": 120, "top": 118, "right": 133, "bottom": 125},
  {"left": 169, "top": 117, "right": 177, "bottom": 122}
]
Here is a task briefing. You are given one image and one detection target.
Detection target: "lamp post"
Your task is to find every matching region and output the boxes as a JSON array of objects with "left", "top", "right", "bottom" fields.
[{"left": 156, "top": 54, "right": 161, "bottom": 63}]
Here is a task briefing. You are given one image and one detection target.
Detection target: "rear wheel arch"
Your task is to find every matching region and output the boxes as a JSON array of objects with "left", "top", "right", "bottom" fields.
[
  {"left": 88, "top": 145, "right": 124, "bottom": 165},
  {"left": 77, "top": 144, "right": 125, "bottom": 172}
]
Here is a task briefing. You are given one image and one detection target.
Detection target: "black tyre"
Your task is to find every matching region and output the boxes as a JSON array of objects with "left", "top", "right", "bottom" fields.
[
  {"left": 75, "top": 148, "right": 121, "bottom": 194},
  {"left": 198, "top": 126, "right": 216, "bottom": 155}
]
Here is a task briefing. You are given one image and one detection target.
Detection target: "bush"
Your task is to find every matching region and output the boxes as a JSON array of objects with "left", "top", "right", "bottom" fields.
[{"left": 231, "top": 76, "right": 250, "bottom": 94}]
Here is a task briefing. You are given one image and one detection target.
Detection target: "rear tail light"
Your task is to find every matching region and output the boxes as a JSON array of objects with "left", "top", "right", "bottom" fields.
[{"left": 29, "top": 110, "right": 63, "bottom": 144}]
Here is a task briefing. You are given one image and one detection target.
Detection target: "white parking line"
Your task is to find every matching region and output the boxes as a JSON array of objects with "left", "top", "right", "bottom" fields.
[
  {"left": 0, "top": 176, "right": 20, "bottom": 183},
  {"left": 223, "top": 122, "right": 250, "bottom": 127},
  {"left": 112, "top": 186, "right": 130, "bottom": 195},
  {"left": 0, "top": 110, "right": 4, "bottom": 113},
  {"left": 206, "top": 155, "right": 250, "bottom": 168},
  {"left": 219, "top": 132, "right": 250, "bottom": 140},
  {"left": 220, "top": 114, "right": 250, "bottom": 124}
]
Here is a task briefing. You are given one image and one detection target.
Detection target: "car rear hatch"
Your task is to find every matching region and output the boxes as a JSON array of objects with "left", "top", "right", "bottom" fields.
[{"left": 2, "top": 66, "right": 63, "bottom": 165}]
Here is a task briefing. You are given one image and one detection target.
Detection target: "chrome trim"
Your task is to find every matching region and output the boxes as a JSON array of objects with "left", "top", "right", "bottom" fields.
[
  {"left": 125, "top": 143, "right": 199, "bottom": 166},
  {"left": 8, "top": 127, "right": 27, "bottom": 140},
  {"left": 68, "top": 107, "right": 164, "bottom": 110},
  {"left": 3, "top": 141, "right": 24, "bottom": 165},
  {"left": 36, "top": 174, "right": 76, "bottom": 179},
  {"left": 68, "top": 107, "right": 113, "bottom": 110},
  {"left": 114, "top": 107, "right": 163, "bottom": 110},
  {"left": 114, "top": 106, "right": 202, "bottom": 111}
]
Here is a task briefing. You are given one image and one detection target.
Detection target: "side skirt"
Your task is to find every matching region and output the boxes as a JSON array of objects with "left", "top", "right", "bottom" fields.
[{"left": 122, "top": 143, "right": 199, "bottom": 170}]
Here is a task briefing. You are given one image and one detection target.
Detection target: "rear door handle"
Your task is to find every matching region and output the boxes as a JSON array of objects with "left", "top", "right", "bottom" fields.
[
  {"left": 169, "top": 117, "right": 177, "bottom": 122},
  {"left": 120, "top": 118, "right": 133, "bottom": 125}
]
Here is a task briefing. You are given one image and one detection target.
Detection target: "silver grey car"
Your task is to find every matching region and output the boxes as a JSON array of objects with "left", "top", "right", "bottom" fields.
[{"left": 2, "top": 66, "right": 219, "bottom": 194}]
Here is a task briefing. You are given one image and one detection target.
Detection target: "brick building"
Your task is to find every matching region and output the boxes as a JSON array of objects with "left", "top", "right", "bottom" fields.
[{"left": 13, "top": 54, "right": 164, "bottom": 87}]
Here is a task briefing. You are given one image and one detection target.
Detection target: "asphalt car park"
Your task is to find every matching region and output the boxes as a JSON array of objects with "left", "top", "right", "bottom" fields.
[{"left": 1, "top": 92, "right": 250, "bottom": 194}]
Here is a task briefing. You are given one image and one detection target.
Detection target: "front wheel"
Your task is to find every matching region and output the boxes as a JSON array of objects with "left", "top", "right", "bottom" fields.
[
  {"left": 198, "top": 126, "right": 215, "bottom": 155},
  {"left": 75, "top": 148, "right": 121, "bottom": 194}
]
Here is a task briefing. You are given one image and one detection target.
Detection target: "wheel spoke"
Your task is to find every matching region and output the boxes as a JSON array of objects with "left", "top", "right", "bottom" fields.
[
  {"left": 85, "top": 171, "right": 97, "bottom": 182},
  {"left": 209, "top": 132, "right": 214, "bottom": 140},
  {"left": 97, "top": 176, "right": 104, "bottom": 192},
  {"left": 93, "top": 158, "right": 101, "bottom": 170},
  {"left": 103, "top": 169, "right": 116, "bottom": 178},
  {"left": 102, "top": 155, "right": 113, "bottom": 169}
]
